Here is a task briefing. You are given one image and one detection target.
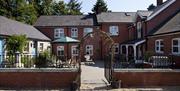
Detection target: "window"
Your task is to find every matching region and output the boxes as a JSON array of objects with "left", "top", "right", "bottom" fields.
[
  {"left": 114, "top": 43, "right": 119, "bottom": 54},
  {"left": 84, "top": 28, "right": 93, "bottom": 36},
  {"left": 24, "top": 42, "right": 29, "bottom": 52},
  {"left": 71, "top": 28, "right": 78, "bottom": 38},
  {"left": 155, "top": 39, "right": 164, "bottom": 53},
  {"left": 71, "top": 45, "right": 78, "bottom": 56},
  {"left": 57, "top": 46, "right": 64, "bottom": 56},
  {"left": 39, "top": 43, "right": 44, "bottom": 52},
  {"left": 54, "top": 28, "right": 64, "bottom": 38},
  {"left": 85, "top": 45, "right": 93, "bottom": 55},
  {"left": 172, "top": 38, "right": 180, "bottom": 54},
  {"left": 137, "top": 22, "right": 142, "bottom": 38},
  {"left": 109, "top": 26, "right": 119, "bottom": 36}
]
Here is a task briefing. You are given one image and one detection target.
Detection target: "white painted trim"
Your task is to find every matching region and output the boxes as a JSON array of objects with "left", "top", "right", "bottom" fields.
[
  {"left": 71, "top": 45, "right": 78, "bottom": 56},
  {"left": 71, "top": 28, "right": 78, "bottom": 38},
  {"left": 155, "top": 39, "right": 164, "bottom": 53},
  {"left": 147, "top": 0, "right": 176, "bottom": 21},
  {"left": 57, "top": 46, "right": 64, "bottom": 56},
  {"left": 54, "top": 28, "right": 64, "bottom": 38},
  {"left": 85, "top": 45, "right": 93, "bottom": 56},
  {"left": 172, "top": 38, "right": 180, "bottom": 55}
]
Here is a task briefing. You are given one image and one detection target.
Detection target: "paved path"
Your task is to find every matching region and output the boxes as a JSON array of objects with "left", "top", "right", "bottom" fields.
[{"left": 80, "top": 61, "right": 109, "bottom": 90}]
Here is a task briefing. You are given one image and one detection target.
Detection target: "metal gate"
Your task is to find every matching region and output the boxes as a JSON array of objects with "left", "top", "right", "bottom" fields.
[{"left": 104, "top": 54, "right": 113, "bottom": 83}]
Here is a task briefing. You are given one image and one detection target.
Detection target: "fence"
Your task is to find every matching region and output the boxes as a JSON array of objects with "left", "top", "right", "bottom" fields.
[
  {"left": 0, "top": 53, "right": 79, "bottom": 68},
  {"left": 113, "top": 54, "right": 175, "bottom": 69}
]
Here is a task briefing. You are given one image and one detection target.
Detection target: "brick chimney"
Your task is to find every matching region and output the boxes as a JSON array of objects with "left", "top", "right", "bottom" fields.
[{"left": 157, "top": 0, "right": 163, "bottom": 6}]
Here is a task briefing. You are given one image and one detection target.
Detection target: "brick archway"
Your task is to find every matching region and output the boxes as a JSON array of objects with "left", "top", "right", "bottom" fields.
[
  {"left": 78, "top": 30, "right": 116, "bottom": 88},
  {"left": 78, "top": 30, "right": 115, "bottom": 61}
]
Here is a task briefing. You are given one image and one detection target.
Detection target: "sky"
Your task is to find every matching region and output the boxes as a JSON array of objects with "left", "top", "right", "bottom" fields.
[
  {"left": 79, "top": 0, "right": 156, "bottom": 14},
  {"left": 63, "top": 0, "right": 164, "bottom": 14}
]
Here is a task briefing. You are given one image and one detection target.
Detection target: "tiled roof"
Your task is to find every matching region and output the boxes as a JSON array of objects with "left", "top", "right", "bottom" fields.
[
  {"left": 0, "top": 16, "right": 50, "bottom": 41},
  {"left": 97, "top": 12, "right": 136, "bottom": 23},
  {"left": 147, "top": 0, "right": 176, "bottom": 21},
  {"left": 34, "top": 14, "right": 97, "bottom": 27},
  {"left": 150, "top": 12, "right": 180, "bottom": 36}
]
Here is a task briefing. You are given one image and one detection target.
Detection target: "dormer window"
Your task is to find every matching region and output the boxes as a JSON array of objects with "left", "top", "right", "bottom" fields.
[{"left": 109, "top": 26, "right": 119, "bottom": 36}]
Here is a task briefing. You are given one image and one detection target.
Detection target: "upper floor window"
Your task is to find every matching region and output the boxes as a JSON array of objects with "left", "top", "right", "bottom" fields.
[
  {"left": 172, "top": 38, "right": 180, "bottom": 55},
  {"left": 85, "top": 45, "right": 93, "bottom": 55},
  {"left": 137, "top": 22, "right": 142, "bottom": 38},
  {"left": 155, "top": 39, "right": 164, "bottom": 53},
  {"left": 57, "top": 46, "right": 64, "bottom": 56},
  {"left": 71, "top": 45, "right": 78, "bottom": 56},
  {"left": 71, "top": 28, "right": 78, "bottom": 38},
  {"left": 54, "top": 28, "right": 64, "bottom": 38},
  {"left": 84, "top": 28, "right": 93, "bottom": 36},
  {"left": 109, "top": 26, "right": 119, "bottom": 36}
]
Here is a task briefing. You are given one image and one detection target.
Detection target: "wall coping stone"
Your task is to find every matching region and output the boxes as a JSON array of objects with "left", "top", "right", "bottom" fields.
[
  {"left": 114, "top": 68, "right": 180, "bottom": 72},
  {"left": 0, "top": 68, "right": 79, "bottom": 72}
]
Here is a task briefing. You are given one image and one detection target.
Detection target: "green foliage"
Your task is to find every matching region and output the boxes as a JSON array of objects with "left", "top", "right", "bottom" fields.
[
  {"left": 34, "top": 50, "right": 51, "bottom": 68},
  {"left": 67, "top": 0, "right": 82, "bottom": 15},
  {"left": 0, "top": 0, "right": 37, "bottom": 24},
  {"left": 6, "top": 35, "right": 27, "bottom": 54},
  {"left": 0, "top": 0, "right": 82, "bottom": 24},
  {"left": 147, "top": 4, "right": 156, "bottom": 11},
  {"left": 52, "top": 1, "right": 68, "bottom": 15},
  {"left": 92, "top": 0, "right": 108, "bottom": 14}
]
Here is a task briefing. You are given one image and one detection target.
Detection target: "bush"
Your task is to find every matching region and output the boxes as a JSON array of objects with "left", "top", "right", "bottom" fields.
[{"left": 34, "top": 50, "right": 51, "bottom": 68}]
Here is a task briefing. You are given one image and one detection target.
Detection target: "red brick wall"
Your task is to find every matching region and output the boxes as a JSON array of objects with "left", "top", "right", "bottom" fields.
[
  {"left": 146, "top": 0, "right": 180, "bottom": 33},
  {"left": 36, "top": 26, "right": 101, "bottom": 60},
  {"left": 101, "top": 23, "right": 132, "bottom": 58},
  {"left": 147, "top": 33, "right": 180, "bottom": 67},
  {"left": 113, "top": 70, "right": 180, "bottom": 87},
  {"left": 0, "top": 71, "right": 79, "bottom": 89}
]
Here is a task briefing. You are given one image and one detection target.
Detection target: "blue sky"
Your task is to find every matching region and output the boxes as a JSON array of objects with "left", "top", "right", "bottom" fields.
[{"left": 63, "top": 0, "right": 166, "bottom": 14}]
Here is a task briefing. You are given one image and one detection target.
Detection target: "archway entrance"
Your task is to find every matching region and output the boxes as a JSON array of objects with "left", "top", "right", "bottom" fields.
[{"left": 78, "top": 30, "right": 115, "bottom": 90}]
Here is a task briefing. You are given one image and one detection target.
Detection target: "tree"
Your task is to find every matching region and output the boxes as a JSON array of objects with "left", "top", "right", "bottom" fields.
[
  {"left": 147, "top": 4, "right": 156, "bottom": 11},
  {"left": 6, "top": 35, "right": 27, "bottom": 54},
  {"left": 32, "top": 0, "right": 54, "bottom": 16},
  {"left": 67, "top": 0, "right": 82, "bottom": 15},
  {"left": 0, "top": 0, "right": 37, "bottom": 24},
  {"left": 92, "top": 0, "right": 108, "bottom": 14},
  {"left": 52, "top": 1, "right": 68, "bottom": 15}
]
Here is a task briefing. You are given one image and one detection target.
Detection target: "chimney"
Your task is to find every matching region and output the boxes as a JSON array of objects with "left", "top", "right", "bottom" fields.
[{"left": 157, "top": 0, "right": 163, "bottom": 6}]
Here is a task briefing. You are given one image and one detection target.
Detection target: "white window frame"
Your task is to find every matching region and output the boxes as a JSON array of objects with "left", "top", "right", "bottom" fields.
[
  {"left": 54, "top": 28, "right": 64, "bottom": 38},
  {"left": 109, "top": 26, "right": 119, "bottom": 36},
  {"left": 137, "top": 22, "right": 142, "bottom": 38},
  {"left": 83, "top": 28, "right": 93, "bottom": 36},
  {"left": 57, "top": 46, "right": 64, "bottom": 56},
  {"left": 39, "top": 43, "right": 44, "bottom": 52},
  {"left": 114, "top": 43, "right": 119, "bottom": 54},
  {"left": 71, "top": 45, "right": 78, "bottom": 56},
  {"left": 71, "top": 28, "right": 78, "bottom": 38},
  {"left": 172, "top": 38, "right": 180, "bottom": 55},
  {"left": 85, "top": 45, "right": 93, "bottom": 56},
  {"left": 155, "top": 39, "right": 164, "bottom": 53}
]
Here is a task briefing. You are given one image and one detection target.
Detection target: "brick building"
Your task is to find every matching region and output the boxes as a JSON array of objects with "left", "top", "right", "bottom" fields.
[{"left": 34, "top": 0, "right": 180, "bottom": 64}]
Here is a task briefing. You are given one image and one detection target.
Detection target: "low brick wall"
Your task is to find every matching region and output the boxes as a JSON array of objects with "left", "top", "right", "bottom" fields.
[
  {"left": 0, "top": 68, "right": 79, "bottom": 89},
  {"left": 113, "top": 69, "right": 180, "bottom": 88}
]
